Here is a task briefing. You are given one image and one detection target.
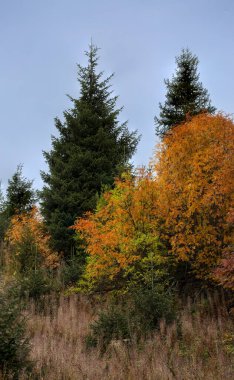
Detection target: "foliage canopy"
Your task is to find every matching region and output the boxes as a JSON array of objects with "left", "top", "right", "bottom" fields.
[{"left": 155, "top": 113, "right": 234, "bottom": 279}]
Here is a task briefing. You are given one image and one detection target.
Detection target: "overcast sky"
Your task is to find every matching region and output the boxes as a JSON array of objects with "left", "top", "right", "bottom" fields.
[{"left": 1, "top": 0, "right": 233, "bottom": 192}]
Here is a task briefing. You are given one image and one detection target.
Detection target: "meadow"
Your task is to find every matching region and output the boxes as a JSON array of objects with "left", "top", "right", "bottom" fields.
[{"left": 21, "top": 292, "right": 234, "bottom": 380}]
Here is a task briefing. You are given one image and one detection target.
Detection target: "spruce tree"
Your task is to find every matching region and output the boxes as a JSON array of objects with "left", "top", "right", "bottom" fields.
[
  {"left": 155, "top": 49, "right": 215, "bottom": 137},
  {"left": 0, "top": 282, "right": 32, "bottom": 377},
  {"left": 5, "top": 165, "right": 36, "bottom": 217},
  {"left": 40, "top": 44, "right": 139, "bottom": 257},
  {"left": 0, "top": 166, "right": 35, "bottom": 242}
]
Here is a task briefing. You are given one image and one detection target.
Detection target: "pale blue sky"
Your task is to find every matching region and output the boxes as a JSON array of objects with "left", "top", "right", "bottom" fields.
[{"left": 1, "top": 0, "right": 233, "bottom": 191}]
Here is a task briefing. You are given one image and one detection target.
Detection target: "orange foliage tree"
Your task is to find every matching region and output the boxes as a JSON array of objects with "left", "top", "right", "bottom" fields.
[
  {"left": 213, "top": 209, "right": 234, "bottom": 290},
  {"left": 74, "top": 113, "right": 233, "bottom": 289},
  {"left": 155, "top": 113, "right": 234, "bottom": 280},
  {"left": 6, "top": 206, "right": 59, "bottom": 273},
  {"left": 73, "top": 171, "right": 167, "bottom": 291}
]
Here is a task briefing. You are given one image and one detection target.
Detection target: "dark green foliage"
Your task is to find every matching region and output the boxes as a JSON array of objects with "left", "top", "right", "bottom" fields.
[
  {"left": 18, "top": 269, "right": 53, "bottom": 301},
  {"left": 0, "top": 281, "right": 32, "bottom": 378},
  {"left": 5, "top": 165, "right": 36, "bottom": 218},
  {"left": 40, "top": 44, "right": 139, "bottom": 257},
  {"left": 131, "top": 285, "right": 176, "bottom": 332},
  {"left": 86, "top": 308, "right": 130, "bottom": 352},
  {"left": 61, "top": 255, "right": 86, "bottom": 286},
  {"left": 85, "top": 285, "right": 176, "bottom": 352},
  {"left": 60, "top": 234, "right": 87, "bottom": 286},
  {"left": 155, "top": 49, "right": 215, "bottom": 137},
  {"left": 0, "top": 166, "right": 36, "bottom": 242}
]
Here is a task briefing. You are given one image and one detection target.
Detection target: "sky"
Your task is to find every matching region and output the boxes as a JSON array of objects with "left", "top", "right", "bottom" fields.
[{"left": 0, "top": 0, "right": 234, "bottom": 192}]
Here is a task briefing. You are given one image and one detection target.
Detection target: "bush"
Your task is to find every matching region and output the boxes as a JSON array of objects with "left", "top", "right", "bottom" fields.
[
  {"left": 132, "top": 285, "right": 176, "bottom": 332},
  {"left": 86, "top": 308, "right": 130, "bottom": 352},
  {"left": 18, "top": 269, "right": 53, "bottom": 301},
  {"left": 0, "top": 281, "right": 32, "bottom": 378},
  {"left": 85, "top": 285, "right": 177, "bottom": 352}
]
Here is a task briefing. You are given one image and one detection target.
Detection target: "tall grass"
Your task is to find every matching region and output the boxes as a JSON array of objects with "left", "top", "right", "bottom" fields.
[{"left": 23, "top": 292, "right": 234, "bottom": 380}]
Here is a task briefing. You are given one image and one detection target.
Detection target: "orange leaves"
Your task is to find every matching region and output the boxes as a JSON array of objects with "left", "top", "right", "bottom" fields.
[
  {"left": 155, "top": 113, "right": 234, "bottom": 279},
  {"left": 213, "top": 209, "right": 234, "bottom": 290},
  {"left": 72, "top": 170, "right": 161, "bottom": 286},
  {"left": 6, "top": 206, "right": 59, "bottom": 269},
  {"left": 74, "top": 113, "right": 233, "bottom": 288}
]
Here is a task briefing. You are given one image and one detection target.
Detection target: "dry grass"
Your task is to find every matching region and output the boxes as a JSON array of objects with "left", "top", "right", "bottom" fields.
[{"left": 21, "top": 292, "right": 234, "bottom": 380}]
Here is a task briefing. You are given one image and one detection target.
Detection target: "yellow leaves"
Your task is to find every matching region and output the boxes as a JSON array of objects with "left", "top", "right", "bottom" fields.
[
  {"left": 73, "top": 170, "right": 161, "bottom": 285},
  {"left": 6, "top": 206, "right": 59, "bottom": 269}
]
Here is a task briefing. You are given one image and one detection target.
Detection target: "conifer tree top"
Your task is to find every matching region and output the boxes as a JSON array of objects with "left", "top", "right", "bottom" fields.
[
  {"left": 40, "top": 44, "right": 139, "bottom": 256},
  {"left": 6, "top": 165, "right": 36, "bottom": 217},
  {"left": 78, "top": 44, "right": 111, "bottom": 103},
  {"left": 155, "top": 49, "right": 215, "bottom": 138}
]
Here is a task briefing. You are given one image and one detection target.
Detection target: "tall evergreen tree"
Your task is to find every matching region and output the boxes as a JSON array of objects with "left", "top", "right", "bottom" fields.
[
  {"left": 155, "top": 49, "right": 215, "bottom": 137},
  {"left": 40, "top": 44, "right": 139, "bottom": 257}
]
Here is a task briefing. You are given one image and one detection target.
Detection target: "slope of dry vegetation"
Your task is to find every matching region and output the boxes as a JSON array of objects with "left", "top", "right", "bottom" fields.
[{"left": 22, "top": 293, "right": 234, "bottom": 380}]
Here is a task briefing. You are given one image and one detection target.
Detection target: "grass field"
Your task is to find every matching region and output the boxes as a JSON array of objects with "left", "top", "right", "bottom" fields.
[{"left": 23, "top": 293, "right": 234, "bottom": 380}]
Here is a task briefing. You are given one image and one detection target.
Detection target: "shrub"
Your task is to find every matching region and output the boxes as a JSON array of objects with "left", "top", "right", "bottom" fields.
[
  {"left": 85, "top": 285, "right": 177, "bottom": 352},
  {"left": 18, "top": 269, "right": 53, "bottom": 301},
  {"left": 0, "top": 281, "right": 32, "bottom": 378},
  {"left": 86, "top": 308, "right": 130, "bottom": 352},
  {"left": 132, "top": 284, "right": 176, "bottom": 332}
]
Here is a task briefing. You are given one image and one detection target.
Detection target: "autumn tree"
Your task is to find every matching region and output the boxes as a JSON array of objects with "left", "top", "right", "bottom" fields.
[
  {"left": 213, "top": 210, "right": 234, "bottom": 290},
  {"left": 6, "top": 207, "right": 59, "bottom": 274},
  {"left": 73, "top": 170, "right": 167, "bottom": 292},
  {"left": 0, "top": 166, "right": 36, "bottom": 243},
  {"left": 155, "top": 113, "right": 234, "bottom": 280},
  {"left": 155, "top": 49, "right": 215, "bottom": 137},
  {"left": 40, "top": 44, "right": 139, "bottom": 258}
]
